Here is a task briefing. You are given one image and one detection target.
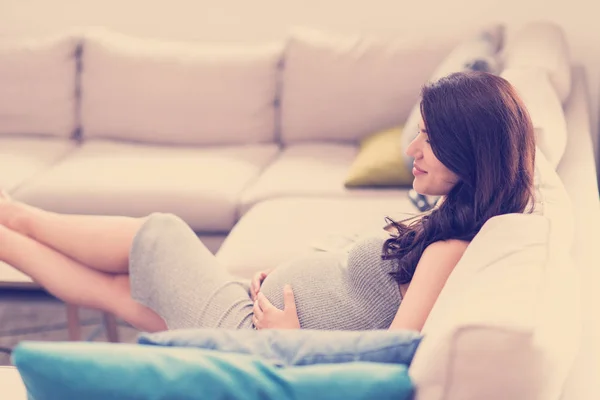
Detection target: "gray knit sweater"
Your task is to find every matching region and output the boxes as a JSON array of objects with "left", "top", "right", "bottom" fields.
[{"left": 259, "top": 235, "right": 403, "bottom": 331}]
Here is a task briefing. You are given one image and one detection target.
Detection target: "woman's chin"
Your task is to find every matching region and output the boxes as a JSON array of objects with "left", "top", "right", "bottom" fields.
[{"left": 412, "top": 180, "right": 428, "bottom": 196}]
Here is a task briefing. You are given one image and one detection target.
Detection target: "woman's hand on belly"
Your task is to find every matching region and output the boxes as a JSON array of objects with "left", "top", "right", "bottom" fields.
[
  {"left": 253, "top": 284, "right": 300, "bottom": 330},
  {"left": 250, "top": 268, "right": 275, "bottom": 301}
]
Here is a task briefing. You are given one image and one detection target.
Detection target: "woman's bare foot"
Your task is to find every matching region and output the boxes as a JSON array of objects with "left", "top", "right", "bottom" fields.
[{"left": 0, "top": 190, "right": 36, "bottom": 235}]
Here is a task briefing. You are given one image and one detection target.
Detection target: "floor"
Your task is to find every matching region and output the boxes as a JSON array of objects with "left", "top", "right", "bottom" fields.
[{"left": 0, "top": 288, "right": 140, "bottom": 366}]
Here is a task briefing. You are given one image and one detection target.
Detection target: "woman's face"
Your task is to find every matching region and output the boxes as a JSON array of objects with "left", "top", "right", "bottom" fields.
[{"left": 406, "top": 115, "right": 460, "bottom": 196}]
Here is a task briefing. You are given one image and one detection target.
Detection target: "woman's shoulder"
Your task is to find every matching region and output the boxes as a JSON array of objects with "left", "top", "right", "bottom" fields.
[{"left": 423, "top": 239, "right": 470, "bottom": 258}]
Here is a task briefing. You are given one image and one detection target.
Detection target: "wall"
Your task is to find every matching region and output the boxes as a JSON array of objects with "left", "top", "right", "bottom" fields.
[{"left": 1, "top": 0, "right": 598, "bottom": 174}]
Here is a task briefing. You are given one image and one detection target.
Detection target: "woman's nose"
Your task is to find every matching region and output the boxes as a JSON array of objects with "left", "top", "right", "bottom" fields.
[{"left": 405, "top": 136, "right": 421, "bottom": 159}]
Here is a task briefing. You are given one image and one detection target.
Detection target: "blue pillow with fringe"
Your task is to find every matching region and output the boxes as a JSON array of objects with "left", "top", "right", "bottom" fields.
[{"left": 12, "top": 341, "right": 414, "bottom": 400}]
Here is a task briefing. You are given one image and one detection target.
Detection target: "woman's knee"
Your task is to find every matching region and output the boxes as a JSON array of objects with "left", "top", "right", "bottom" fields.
[{"left": 143, "top": 212, "right": 189, "bottom": 230}]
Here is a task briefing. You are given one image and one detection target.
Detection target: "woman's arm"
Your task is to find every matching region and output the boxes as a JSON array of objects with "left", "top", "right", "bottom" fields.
[{"left": 388, "top": 239, "right": 469, "bottom": 332}]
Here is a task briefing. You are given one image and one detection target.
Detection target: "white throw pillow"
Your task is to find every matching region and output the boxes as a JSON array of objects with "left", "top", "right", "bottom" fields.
[
  {"left": 502, "top": 21, "right": 572, "bottom": 104},
  {"left": 80, "top": 28, "right": 282, "bottom": 145},
  {"left": 400, "top": 25, "right": 504, "bottom": 169},
  {"left": 0, "top": 32, "right": 79, "bottom": 138},
  {"left": 501, "top": 67, "right": 568, "bottom": 169},
  {"left": 280, "top": 27, "right": 456, "bottom": 144},
  {"left": 409, "top": 149, "right": 579, "bottom": 400}
]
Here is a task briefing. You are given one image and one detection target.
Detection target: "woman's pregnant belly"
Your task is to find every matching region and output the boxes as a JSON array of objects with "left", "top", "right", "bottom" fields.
[
  {"left": 258, "top": 250, "right": 394, "bottom": 331},
  {"left": 258, "top": 251, "right": 355, "bottom": 330}
]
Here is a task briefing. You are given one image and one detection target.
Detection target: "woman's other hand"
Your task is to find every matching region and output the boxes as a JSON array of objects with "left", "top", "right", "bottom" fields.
[
  {"left": 250, "top": 269, "right": 273, "bottom": 301},
  {"left": 253, "top": 285, "right": 300, "bottom": 330}
]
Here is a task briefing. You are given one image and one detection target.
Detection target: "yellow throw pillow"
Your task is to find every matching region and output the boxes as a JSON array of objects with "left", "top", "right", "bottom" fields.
[{"left": 344, "top": 126, "right": 413, "bottom": 188}]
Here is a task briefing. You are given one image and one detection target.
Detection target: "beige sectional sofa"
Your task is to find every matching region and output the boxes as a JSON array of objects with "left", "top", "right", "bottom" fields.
[{"left": 1, "top": 21, "right": 599, "bottom": 400}]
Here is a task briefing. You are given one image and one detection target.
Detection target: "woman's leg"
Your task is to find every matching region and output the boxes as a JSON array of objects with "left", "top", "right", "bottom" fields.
[
  {"left": 0, "top": 194, "right": 146, "bottom": 274},
  {"left": 0, "top": 225, "right": 167, "bottom": 332}
]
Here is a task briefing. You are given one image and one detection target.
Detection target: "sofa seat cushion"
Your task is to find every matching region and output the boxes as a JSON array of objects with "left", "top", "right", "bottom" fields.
[
  {"left": 13, "top": 140, "right": 279, "bottom": 232},
  {"left": 239, "top": 143, "right": 408, "bottom": 215},
  {"left": 217, "top": 197, "right": 416, "bottom": 278},
  {"left": 0, "top": 137, "right": 76, "bottom": 192}
]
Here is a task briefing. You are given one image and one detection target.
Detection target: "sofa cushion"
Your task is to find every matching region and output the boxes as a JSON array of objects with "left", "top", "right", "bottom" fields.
[
  {"left": 344, "top": 126, "right": 413, "bottom": 188},
  {"left": 12, "top": 341, "right": 415, "bottom": 400},
  {"left": 13, "top": 140, "right": 279, "bottom": 232},
  {"left": 0, "top": 137, "right": 76, "bottom": 193},
  {"left": 139, "top": 328, "right": 422, "bottom": 367},
  {"left": 400, "top": 25, "right": 504, "bottom": 170},
  {"left": 80, "top": 28, "right": 282, "bottom": 145},
  {"left": 217, "top": 197, "right": 415, "bottom": 278},
  {"left": 502, "top": 21, "right": 571, "bottom": 104},
  {"left": 239, "top": 143, "right": 407, "bottom": 215},
  {"left": 555, "top": 67, "right": 600, "bottom": 400},
  {"left": 501, "top": 67, "right": 568, "bottom": 169},
  {"left": 280, "top": 27, "right": 456, "bottom": 144},
  {"left": 408, "top": 148, "right": 579, "bottom": 400},
  {"left": 0, "top": 33, "right": 78, "bottom": 139}
]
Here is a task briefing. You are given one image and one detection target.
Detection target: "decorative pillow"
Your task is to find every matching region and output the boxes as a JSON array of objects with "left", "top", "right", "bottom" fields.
[
  {"left": 12, "top": 341, "right": 415, "bottom": 400},
  {"left": 138, "top": 328, "right": 423, "bottom": 367},
  {"left": 501, "top": 21, "right": 571, "bottom": 103},
  {"left": 0, "top": 32, "right": 79, "bottom": 138},
  {"left": 501, "top": 67, "right": 568, "bottom": 169},
  {"left": 344, "top": 126, "right": 413, "bottom": 188},
  {"left": 399, "top": 25, "right": 504, "bottom": 170},
  {"left": 280, "top": 26, "right": 457, "bottom": 144},
  {"left": 80, "top": 27, "right": 282, "bottom": 145}
]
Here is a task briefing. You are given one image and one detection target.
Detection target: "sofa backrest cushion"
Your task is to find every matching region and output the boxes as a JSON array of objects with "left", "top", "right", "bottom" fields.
[
  {"left": 0, "top": 33, "right": 78, "bottom": 139},
  {"left": 79, "top": 28, "right": 282, "bottom": 146},
  {"left": 502, "top": 21, "right": 572, "bottom": 104},
  {"left": 279, "top": 27, "right": 456, "bottom": 144},
  {"left": 501, "top": 67, "right": 568, "bottom": 169},
  {"left": 409, "top": 148, "right": 579, "bottom": 400}
]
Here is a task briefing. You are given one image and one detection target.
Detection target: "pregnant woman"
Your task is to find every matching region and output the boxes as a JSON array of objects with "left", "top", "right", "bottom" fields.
[{"left": 0, "top": 71, "right": 536, "bottom": 334}]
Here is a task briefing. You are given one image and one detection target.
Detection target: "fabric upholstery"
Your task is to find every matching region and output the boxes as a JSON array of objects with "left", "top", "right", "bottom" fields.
[
  {"left": 79, "top": 28, "right": 282, "bottom": 145},
  {"left": 217, "top": 197, "right": 414, "bottom": 278},
  {"left": 502, "top": 21, "right": 572, "bottom": 103},
  {"left": 0, "top": 33, "right": 78, "bottom": 138},
  {"left": 344, "top": 126, "right": 413, "bottom": 188},
  {"left": 138, "top": 328, "right": 422, "bottom": 367},
  {"left": 0, "top": 137, "right": 77, "bottom": 193},
  {"left": 280, "top": 27, "right": 455, "bottom": 144},
  {"left": 409, "top": 149, "right": 580, "bottom": 400},
  {"left": 555, "top": 67, "right": 600, "bottom": 400},
  {"left": 13, "top": 140, "right": 279, "bottom": 232},
  {"left": 238, "top": 143, "right": 407, "bottom": 215},
  {"left": 501, "top": 67, "right": 568, "bottom": 169},
  {"left": 12, "top": 341, "right": 415, "bottom": 400}
]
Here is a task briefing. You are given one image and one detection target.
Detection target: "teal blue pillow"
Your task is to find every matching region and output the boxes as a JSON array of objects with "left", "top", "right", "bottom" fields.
[
  {"left": 12, "top": 341, "right": 415, "bottom": 400},
  {"left": 138, "top": 328, "right": 423, "bottom": 367}
]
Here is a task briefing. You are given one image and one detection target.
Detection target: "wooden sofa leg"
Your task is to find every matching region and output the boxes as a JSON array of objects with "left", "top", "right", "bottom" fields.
[
  {"left": 103, "top": 313, "right": 119, "bottom": 343},
  {"left": 65, "top": 304, "right": 82, "bottom": 341}
]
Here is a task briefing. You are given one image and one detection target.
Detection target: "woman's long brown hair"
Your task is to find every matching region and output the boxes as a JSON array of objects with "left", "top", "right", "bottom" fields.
[{"left": 383, "top": 71, "right": 536, "bottom": 284}]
